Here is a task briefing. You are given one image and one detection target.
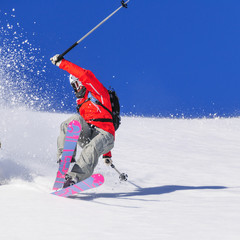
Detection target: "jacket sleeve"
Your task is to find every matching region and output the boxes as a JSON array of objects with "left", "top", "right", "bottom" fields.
[{"left": 59, "top": 59, "right": 109, "bottom": 101}]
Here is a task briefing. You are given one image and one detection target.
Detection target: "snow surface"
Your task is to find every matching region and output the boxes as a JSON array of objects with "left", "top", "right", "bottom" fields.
[{"left": 0, "top": 107, "right": 240, "bottom": 240}]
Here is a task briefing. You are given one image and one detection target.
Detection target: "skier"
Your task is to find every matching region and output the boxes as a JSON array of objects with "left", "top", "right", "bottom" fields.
[{"left": 50, "top": 54, "right": 115, "bottom": 187}]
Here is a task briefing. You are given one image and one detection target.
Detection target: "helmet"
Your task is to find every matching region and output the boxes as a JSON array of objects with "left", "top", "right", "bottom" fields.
[{"left": 69, "top": 74, "right": 83, "bottom": 93}]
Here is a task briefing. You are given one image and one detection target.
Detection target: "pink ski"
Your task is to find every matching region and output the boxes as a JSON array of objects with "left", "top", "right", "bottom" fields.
[
  {"left": 52, "top": 120, "right": 81, "bottom": 191},
  {"left": 51, "top": 174, "right": 104, "bottom": 197}
]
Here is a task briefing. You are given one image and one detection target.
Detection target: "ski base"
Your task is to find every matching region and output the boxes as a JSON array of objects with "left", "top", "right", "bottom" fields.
[
  {"left": 52, "top": 120, "right": 81, "bottom": 191},
  {"left": 51, "top": 174, "right": 104, "bottom": 198}
]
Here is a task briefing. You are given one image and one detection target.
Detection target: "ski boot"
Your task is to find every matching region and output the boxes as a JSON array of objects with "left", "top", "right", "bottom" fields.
[{"left": 63, "top": 174, "right": 78, "bottom": 188}]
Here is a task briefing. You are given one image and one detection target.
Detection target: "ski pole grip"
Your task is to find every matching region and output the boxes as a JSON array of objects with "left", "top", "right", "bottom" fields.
[{"left": 61, "top": 42, "right": 79, "bottom": 58}]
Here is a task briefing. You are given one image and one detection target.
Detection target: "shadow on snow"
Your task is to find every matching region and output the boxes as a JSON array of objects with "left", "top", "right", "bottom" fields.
[{"left": 70, "top": 184, "right": 228, "bottom": 201}]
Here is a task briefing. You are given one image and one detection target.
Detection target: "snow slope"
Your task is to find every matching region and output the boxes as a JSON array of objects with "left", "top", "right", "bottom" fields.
[{"left": 0, "top": 107, "right": 240, "bottom": 240}]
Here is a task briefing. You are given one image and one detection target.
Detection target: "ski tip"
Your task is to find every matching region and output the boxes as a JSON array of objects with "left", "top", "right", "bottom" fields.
[
  {"left": 67, "top": 120, "right": 82, "bottom": 135},
  {"left": 92, "top": 174, "right": 104, "bottom": 184},
  {"left": 70, "top": 120, "right": 81, "bottom": 129}
]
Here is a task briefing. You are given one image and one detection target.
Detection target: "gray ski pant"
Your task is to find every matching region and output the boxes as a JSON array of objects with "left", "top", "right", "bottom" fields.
[{"left": 57, "top": 114, "right": 114, "bottom": 182}]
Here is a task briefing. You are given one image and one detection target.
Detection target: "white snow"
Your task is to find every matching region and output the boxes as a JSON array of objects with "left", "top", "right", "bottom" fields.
[{"left": 0, "top": 107, "right": 240, "bottom": 240}]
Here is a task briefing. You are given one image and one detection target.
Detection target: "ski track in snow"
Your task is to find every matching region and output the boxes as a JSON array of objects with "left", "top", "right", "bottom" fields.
[{"left": 0, "top": 107, "right": 240, "bottom": 240}]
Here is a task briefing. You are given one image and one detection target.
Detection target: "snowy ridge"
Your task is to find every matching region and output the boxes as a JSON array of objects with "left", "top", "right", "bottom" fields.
[{"left": 0, "top": 107, "right": 240, "bottom": 240}]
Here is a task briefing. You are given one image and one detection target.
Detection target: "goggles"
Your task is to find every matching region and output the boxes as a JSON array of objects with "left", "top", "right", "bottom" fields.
[
  {"left": 69, "top": 74, "right": 83, "bottom": 93},
  {"left": 71, "top": 80, "right": 83, "bottom": 93}
]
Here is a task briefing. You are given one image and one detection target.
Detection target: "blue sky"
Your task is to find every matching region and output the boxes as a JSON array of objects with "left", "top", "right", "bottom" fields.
[{"left": 1, "top": 0, "right": 240, "bottom": 117}]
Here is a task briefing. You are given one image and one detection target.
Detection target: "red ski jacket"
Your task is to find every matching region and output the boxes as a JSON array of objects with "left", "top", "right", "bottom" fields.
[{"left": 59, "top": 59, "right": 115, "bottom": 138}]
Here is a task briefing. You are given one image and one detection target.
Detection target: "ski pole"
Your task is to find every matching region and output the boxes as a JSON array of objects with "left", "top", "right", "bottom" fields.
[
  {"left": 57, "top": 0, "right": 130, "bottom": 61},
  {"left": 105, "top": 159, "right": 128, "bottom": 181}
]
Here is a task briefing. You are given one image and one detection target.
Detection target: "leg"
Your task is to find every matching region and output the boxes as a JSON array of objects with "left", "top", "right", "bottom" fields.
[{"left": 69, "top": 127, "right": 114, "bottom": 182}]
